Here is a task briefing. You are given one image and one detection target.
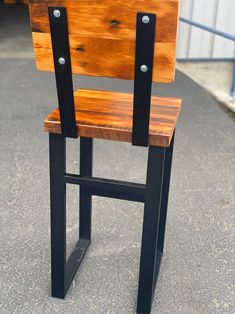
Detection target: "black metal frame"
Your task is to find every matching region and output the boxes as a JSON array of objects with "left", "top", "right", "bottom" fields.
[
  {"left": 48, "top": 7, "right": 77, "bottom": 138},
  {"left": 48, "top": 6, "right": 175, "bottom": 314},
  {"left": 49, "top": 132, "right": 175, "bottom": 313},
  {"left": 132, "top": 13, "right": 156, "bottom": 147}
]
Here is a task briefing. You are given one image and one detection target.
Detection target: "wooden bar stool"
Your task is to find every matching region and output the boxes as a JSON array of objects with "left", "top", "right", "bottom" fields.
[{"left": 29, "top": 1, "right": 181, "bottom": 313}]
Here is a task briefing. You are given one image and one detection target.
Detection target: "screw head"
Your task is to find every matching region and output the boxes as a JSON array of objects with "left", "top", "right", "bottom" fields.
[
  {"left": 142, "top": 15, "right": 150, "bottom": 24},
  {"left": 53, "top": 9, "right": 61, "bottom": 18},
  {"left": 140, "top": 65, "right": 148, "bottom": 73},
  {"left": 58, "top": 57, "right": 66, "bottom": 65}
]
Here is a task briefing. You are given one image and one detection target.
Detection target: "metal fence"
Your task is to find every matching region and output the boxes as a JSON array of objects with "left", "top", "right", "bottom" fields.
[{"left": 177, "top": 0, "right": 235, "bottom": 97}]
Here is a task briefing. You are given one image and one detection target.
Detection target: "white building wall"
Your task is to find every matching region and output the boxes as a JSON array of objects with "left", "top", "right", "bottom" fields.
[{"left": 177, "top": 0, "right": 235, "bottom": 59}]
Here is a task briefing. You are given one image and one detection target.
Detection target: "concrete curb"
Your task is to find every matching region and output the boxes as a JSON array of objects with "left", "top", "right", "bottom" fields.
[{"left": 176, "top": 64, "right": 235, "bottom": 114}]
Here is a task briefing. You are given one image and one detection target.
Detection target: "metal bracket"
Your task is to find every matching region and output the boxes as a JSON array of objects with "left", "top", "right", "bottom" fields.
[
  {"left": 48, "top": 7, "right": 77, "bottom": 138},
  {"left": 132, "top": 13, "right": 156, "bottom": 147}
]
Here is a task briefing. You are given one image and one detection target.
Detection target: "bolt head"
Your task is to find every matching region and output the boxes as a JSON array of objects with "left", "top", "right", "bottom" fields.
[
  {"left": 53, "top": 9, "right": 61, "bottom": 18},
  {"left": 58, "top": 57, "right": 66, "bottom": 65},
  {"left": 142, "top": 15, "right": 150, "bottom": 24},
  {"left": 140, "top": 65, "right": 148, "bottom": 73}
]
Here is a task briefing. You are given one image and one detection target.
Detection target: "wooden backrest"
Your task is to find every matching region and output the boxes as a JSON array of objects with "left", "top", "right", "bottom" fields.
[{"left": 29, "top": 0, "right": 180, "bottom": 83}]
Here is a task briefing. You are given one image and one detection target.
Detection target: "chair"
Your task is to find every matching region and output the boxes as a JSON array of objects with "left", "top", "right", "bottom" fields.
[{"left": 29, "top": 1, "right": 181, "bottom": 313}]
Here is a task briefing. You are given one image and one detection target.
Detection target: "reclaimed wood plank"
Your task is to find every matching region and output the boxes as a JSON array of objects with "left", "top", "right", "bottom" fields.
[
  {"left": 44, "top": 89, "right": 182, "bottom": 147},
  {"left": 28, "top": 0, "right": 180, "bottom": 82}
]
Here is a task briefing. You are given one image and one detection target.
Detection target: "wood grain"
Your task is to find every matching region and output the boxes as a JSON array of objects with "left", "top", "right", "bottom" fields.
[
  {"left": 44, "top": 89, "right": 182, "bottom": 147},
  {"left": 4, "top": 0, "right": 28, "bottom": 3},
  {"left": 28, "top": 0, "right": 180, "bottom": 83}
]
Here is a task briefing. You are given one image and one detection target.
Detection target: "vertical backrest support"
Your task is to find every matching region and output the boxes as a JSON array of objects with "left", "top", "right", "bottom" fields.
[
  {"left": 48, "top": 7, "right": 77, "bottom": 138},
  {"left": 132, "top": 13, "right": 156, "bottom": 147}
]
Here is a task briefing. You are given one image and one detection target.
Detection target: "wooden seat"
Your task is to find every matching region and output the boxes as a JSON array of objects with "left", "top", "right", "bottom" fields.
[{"left": 44, "top": 89, "right": 182, "bottom": 147}]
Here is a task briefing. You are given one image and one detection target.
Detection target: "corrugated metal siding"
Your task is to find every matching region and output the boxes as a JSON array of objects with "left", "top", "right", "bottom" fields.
[{"left": 177, "top": 0, "right": 235, "bottom": 59}]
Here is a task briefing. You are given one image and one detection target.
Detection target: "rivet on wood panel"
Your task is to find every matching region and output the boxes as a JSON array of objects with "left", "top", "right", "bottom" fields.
[
  {"left": 140, "top": 65, "right": 148, "bottom": 72},
  {"left": 142, "top": 15, "right": 150, "bottom": 24},
  {"left": 53, "top": 10, "right": 61, "bottom": 18},
  {"left": 58, "top": 57, "right": 66, "bottom": 65}
]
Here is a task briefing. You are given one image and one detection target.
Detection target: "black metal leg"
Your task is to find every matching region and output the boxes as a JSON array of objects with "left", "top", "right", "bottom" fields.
[
  {"left": 49, "top": 133, "right": 174, "bottom": 307},
  {"left": 49, "top": 133, "right": 66, "bottom": 299},
  {"left": 49, "top": 135, "right": 93, "bottom": 299},
  {"left": 157, "top": 132, "right": 175, "bottom": 253},
  {"left": 79, "top": 137, "right": 93, "bottom": 240},
  {"left": 137, "top": 146, "right": 166, "bottom": 314},
  {"left": 64, "top": 138, "right": 92, "bottom": 293}
]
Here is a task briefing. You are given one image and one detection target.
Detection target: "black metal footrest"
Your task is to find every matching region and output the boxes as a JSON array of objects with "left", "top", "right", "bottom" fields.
[{"left": 64, "top": 174, "right": 146, "bottom": 203}]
